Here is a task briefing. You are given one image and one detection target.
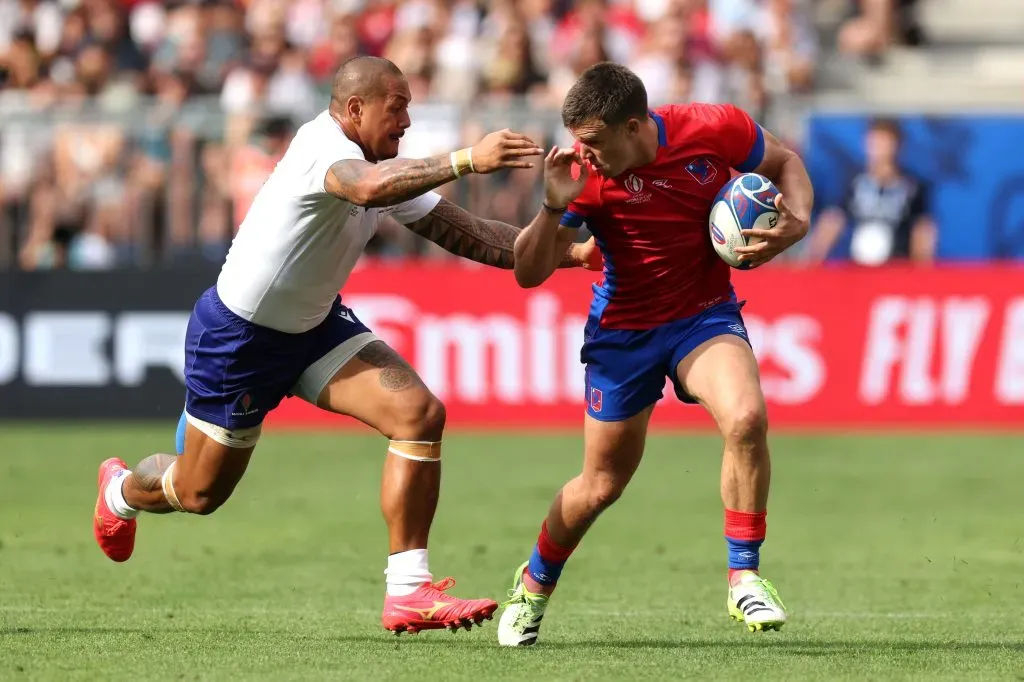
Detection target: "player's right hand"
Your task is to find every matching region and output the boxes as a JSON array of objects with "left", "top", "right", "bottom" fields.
[
  {"left": 542, "top": 146, "right": 588, "bottom": 209},
  {"left": 471, "top": 130, "right": 544, "bottom": 173}
]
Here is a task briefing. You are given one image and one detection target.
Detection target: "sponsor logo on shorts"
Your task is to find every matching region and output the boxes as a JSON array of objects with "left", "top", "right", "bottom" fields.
[
  {"left": 590, "top": 387, "right": 603, "bottom": 413},
  {"left": 231, "top": 393, "right": 260, "bottom": 417}
]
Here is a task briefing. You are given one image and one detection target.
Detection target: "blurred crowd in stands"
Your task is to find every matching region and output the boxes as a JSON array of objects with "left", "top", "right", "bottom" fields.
[{"left": 0, "top": 0, "right": 924, "bottom": 270}]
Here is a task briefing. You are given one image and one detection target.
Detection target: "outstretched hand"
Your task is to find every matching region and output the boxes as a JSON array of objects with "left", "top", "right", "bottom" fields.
[{"left": 472, "top": 129, "right": 545, "bottom": 173}]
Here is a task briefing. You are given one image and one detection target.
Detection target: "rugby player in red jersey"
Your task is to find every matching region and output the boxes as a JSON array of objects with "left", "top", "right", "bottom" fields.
[{"left": 498, "top": 62, "right": 813, "bottom": 645}]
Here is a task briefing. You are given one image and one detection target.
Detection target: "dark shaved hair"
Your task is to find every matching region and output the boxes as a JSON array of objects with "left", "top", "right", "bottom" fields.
[
  {"left": 330, "top": 56, "right": 405, "bottom": 111},
  {"left": 561, "top": 62, "right": 649, "bottom": 129}
]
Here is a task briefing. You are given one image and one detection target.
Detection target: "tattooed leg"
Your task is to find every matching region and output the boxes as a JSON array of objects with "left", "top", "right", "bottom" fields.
[
  {"left": 120, "top": 424, "right": 255, "bottom": 515},
  {"left": 121, "top": 453, "right": 179, "bottom": 513},
  {"left": 314, "top": 340, "right": 445, "bottom": 553}
]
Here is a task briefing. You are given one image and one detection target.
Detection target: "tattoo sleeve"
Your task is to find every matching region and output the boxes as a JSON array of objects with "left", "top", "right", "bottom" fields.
[
  {"left": 402, "top": 198, "right": 519, "bottom": 269},
  {"left": 403, "top": 199, "right": 582, "bottom": 270},
  {"left": 556, "top": 239, "right": 581, "bottom": 269},
  {"left": 325, "top": 155, "right": 456, "bottom": 207}
]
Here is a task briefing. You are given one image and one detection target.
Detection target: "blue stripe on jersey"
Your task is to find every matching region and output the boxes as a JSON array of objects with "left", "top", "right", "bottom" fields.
[
  {"left": 650, "top": 110, "right": 668, "bottom": 147},
  {"left": 736, "top": 125, "right": 766, "bottom": 173},
  {"left": 589, "top": 223, "right": 617, "bottom": 296},
  {"left": 561, "top": 210, "right": 587, "bottom": 228}
]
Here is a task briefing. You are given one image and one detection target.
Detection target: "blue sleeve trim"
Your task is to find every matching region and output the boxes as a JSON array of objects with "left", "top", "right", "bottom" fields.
[
  {"left": 736, "top": 124, "right": 765, "bottom": 173},
  {"left": 560, "top": 210, "right": 586, "bottom": 228}
]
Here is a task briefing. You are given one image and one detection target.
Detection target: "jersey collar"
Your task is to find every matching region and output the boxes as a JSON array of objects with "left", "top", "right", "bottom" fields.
[{"left": 650, "top": 110, "right": 667, "bottom": 147}]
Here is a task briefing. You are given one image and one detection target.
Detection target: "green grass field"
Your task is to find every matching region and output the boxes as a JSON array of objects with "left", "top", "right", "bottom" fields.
[{"left": 1, "top": 424, "right": 1022, "bottom": 681}]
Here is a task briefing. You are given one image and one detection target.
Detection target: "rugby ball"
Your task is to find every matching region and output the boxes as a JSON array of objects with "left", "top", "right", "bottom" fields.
[{"left": 708, "top": 173, "right": 780, "bottom": 270}]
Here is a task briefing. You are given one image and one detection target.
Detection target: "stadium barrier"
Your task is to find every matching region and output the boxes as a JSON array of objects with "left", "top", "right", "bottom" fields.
[{"left": 1, "top": 264, "right": 1022, "bottom": 429}]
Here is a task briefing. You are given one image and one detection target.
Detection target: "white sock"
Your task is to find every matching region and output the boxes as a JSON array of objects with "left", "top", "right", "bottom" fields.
[
  {"left": 385, "top": 549, "right": 432, "bottom": 597},
  {"left": 104, "top": 469, "right": 139, "bottom": 520}
]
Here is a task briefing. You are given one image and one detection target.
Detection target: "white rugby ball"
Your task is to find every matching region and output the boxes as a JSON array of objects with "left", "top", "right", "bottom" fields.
[{"left": 708, "top": 173, "right": 780, "bottom": 270}]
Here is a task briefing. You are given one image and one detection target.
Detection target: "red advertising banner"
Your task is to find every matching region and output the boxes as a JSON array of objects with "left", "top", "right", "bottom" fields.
[{"left": 265, "top": 263, "right": 1024, "bottom": 430}]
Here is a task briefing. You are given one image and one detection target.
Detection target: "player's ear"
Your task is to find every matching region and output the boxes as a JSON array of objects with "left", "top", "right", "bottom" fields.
[
  {"left": 347, "top": 96, "right": 363, "bottom": 123},
  {"left": 627, "top": 118, "right": 641, "bottom": 135}
]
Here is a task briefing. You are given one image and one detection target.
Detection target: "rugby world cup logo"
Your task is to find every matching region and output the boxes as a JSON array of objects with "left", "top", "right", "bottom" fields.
[{"left": 624, "top": 174, "right": 643, "bottom": 194}]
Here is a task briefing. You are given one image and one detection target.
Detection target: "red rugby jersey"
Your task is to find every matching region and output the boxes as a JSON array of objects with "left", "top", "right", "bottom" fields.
[{"left": 561, "top": 103, "right": 765, "bottom": 329}]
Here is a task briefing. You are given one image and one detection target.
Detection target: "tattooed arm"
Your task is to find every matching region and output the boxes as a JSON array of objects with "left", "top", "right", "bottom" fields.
[
  {"left": 400, "top": 198, "right": 583, "bottom": 270},
  {"left": 325, "top": 156, "right": 457, "bottom": 208},
  {"left": 324, "top": 130, "right": 544, "bottom": 207}
]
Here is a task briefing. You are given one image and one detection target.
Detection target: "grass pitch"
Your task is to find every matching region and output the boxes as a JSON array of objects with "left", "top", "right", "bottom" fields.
[{"left": 1, "top": 424, "right": 1021, "bottom": 680}]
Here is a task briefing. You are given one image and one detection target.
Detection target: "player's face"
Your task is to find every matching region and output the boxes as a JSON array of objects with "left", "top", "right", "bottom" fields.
[
  {"left": 865, "top": 128, "right": 899, "bottom": 169},
  {"left": 358, "top": 76, "right": 412, "bottom": 161},
  {"left": 569, "top": 118, "right": 643, "bottom": 178}
]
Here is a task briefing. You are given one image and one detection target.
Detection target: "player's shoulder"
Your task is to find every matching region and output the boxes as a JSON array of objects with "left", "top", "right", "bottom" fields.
[
  {"left": 658, "top": 102, "right": 754, "bottom": 136},
  {"left": 294, "top": 110, "right": 365, "bottom": 161}
]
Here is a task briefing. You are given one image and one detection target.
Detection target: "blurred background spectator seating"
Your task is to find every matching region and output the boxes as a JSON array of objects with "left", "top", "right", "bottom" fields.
[{"left": 0, "top": 0, "right": 1021, "bottom": 270}]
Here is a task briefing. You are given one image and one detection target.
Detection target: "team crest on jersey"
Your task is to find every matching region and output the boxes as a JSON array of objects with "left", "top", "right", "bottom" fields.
[
  {"left": 685, "top": 158, "right": 717, "bottom": 185},
  {"left": 624, "top": 174, "right": 643, "bottom": 194}
]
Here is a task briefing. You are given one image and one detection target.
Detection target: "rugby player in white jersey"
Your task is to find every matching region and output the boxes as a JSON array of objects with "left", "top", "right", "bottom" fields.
[{"left": 91, "top": 56, "right": 596, "bottom": 636}]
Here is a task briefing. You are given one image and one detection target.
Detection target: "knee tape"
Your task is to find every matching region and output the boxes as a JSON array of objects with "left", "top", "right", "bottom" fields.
[
  {"left": 161, "top": 460, "right": 186, "bottom": 512},
  {"left": 388, "top": 440, "right": 442, "bottom": 462}
]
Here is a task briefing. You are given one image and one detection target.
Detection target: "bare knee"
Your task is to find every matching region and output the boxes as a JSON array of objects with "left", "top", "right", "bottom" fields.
[
  {"left": 176, "top": 485, "right": 231, "bottom": 515},
  {"left": 389, "top": 392, "right": 446, "bottom": 441},
  {"left": 582, "top": 473, "right": 627, "bottom": 515},
  {"left": 721, "top": 403, "right": 768, "bottom": 452}
]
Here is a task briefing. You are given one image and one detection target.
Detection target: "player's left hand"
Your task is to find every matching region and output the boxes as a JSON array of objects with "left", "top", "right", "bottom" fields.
[{"left": 734, "top": 194, "right": 809, "bottom": 268}]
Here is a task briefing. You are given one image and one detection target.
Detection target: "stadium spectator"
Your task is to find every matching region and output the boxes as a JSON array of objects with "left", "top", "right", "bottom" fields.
[
  {"left": 0, "top": 0, "right": 821, "bottom": 270},
  {"left": 838, "top": 0, "right": 924, "bottom": 60},
  {"left": 802, "top": 117, "right": 936, "bottom": 266}
]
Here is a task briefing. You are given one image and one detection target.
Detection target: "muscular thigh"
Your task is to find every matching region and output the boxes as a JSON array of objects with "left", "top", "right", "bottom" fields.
[
  {"left": 172, "top": 418, "right": 255, "bottom": 508},
  {"left": 581, "top": 406, "right": 655, "bottom": 485},
  {"left": 674, "top": 334, "right": 765, "bottom": 429},
  {"left": 314, "top": 340, "right": 440, "bottom": 439}
]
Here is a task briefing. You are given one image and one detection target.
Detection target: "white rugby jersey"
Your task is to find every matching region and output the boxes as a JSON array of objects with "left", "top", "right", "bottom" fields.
[{"left": 217, "top": 110, "right": 440, "bottom": 333}]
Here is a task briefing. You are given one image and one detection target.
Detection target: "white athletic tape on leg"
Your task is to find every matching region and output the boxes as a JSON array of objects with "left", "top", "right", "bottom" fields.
[
  {"left": 161, "top": 460, "right": 186, "bottom": 512},
  {"left": 387, "top": 440, "right": 442, "bottom": 462},
  {"left": 184, "top": 412, "right": 262, "bottom": 449}
]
